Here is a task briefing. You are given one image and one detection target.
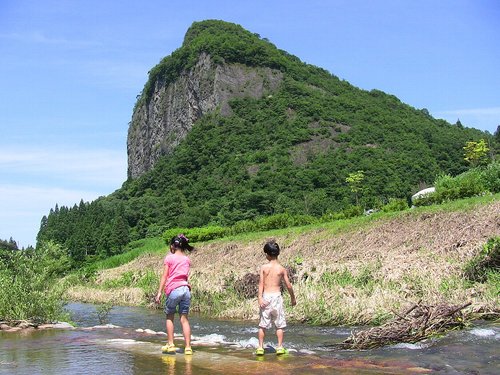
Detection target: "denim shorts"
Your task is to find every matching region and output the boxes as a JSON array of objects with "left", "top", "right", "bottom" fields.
[{"left": 164, "top": 285, "right": 191, "bottom": 315}]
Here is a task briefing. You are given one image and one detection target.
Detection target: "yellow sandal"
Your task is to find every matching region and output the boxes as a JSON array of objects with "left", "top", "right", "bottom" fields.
[
  {"left": 161, "top": 343, "right": 177, "bottom": 353},
  {"left": 276, "top": 347, "right": 288, "bottom": 355}
]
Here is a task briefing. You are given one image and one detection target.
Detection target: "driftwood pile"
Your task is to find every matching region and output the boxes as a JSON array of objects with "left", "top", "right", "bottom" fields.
[{"left": 338, "top": 302, "right": 471, "bottom": 350}]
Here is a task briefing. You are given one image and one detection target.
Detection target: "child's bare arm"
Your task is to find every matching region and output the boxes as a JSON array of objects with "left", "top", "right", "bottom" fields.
[
  {"left": 282, "top": 267, "right": 296, "bottom": 306},
  {"left": 155, "top": 264, "right": 169, "bottom": 303},
  {"left": 258, "top": 266, "right": 267, "bottom": 308}
]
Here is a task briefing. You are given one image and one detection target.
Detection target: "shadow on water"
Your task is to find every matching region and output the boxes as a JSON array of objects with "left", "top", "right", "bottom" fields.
[{"left": 0, "top": 302, "right": 498, "bottom": 374}]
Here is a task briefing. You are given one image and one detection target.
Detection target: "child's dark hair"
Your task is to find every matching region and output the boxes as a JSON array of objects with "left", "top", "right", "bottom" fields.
[
  {"left": 264, "top": 241, "right": 280, "bottom": 257},
  {"left": 170, "top": 234, "right": 194, "bottom": 251}
]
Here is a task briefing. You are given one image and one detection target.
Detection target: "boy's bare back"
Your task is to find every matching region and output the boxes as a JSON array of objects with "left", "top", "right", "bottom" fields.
[{"left": 261, "top": 261, "right": 287, "bottom": 294}]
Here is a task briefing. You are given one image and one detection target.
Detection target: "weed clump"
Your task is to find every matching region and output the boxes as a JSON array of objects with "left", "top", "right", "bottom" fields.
[
  {"left": 464, "top": 237, "right": 500, "bottom": 282},
  {"left": 233, "top": 267, "right": 297, "bottom": 299},
  {"left": 234, "top": 273, "right": 259, "bottom": 299}
]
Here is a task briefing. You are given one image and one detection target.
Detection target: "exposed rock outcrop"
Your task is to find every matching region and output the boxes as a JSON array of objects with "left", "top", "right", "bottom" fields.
[{"left": 127, "top": 53, "right": 283, "bottom": 179}]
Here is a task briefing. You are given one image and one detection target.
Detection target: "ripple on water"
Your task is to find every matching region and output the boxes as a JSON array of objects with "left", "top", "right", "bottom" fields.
[
  {"left": 191, "top": 333, "right": 228, "bottom": 345},
  {"left": 469, "top": 328, "right": 497, "bottom": 338},
  {"left": 106, "top": 339, "right": 143, "bottom": 345},
  {"left": 389, "top": 342, "right": 429, "bottom": 350},
  {"left": 236, "top": 337, "right": 259, "bottom": 348}
]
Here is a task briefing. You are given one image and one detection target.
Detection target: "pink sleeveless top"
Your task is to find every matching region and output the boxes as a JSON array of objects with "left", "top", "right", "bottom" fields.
[{"left": 164, "top": 253, "right": 191, "bottom": 295}]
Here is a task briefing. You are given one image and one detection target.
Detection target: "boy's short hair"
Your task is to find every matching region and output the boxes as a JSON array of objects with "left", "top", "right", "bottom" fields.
[{"left": 264, "top": 241, "right": 280, "bottom": 256}]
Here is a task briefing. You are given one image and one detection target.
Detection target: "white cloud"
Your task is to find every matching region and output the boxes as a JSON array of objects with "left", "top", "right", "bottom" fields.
[
  {"left": 0, "top": 185, "right": 102, "bottom": 213},
  {"left": 0, "top": 146, "right": 127, "bottom": 248},
  {"left": 0, "top": 147, "right": 127, "bottom": 186},
  {"left": 0, "top": 31, "right": 102, "bottom": 48}
]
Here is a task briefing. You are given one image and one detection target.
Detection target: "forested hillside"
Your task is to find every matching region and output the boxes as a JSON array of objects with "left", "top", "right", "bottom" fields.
[{"left": 37, "top": 20, "right": 497, "bottom": 263}]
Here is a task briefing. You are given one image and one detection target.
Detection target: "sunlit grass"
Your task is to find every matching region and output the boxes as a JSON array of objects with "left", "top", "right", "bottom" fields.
[{"left": 81, "top": 237, "right": 165, "bottom": 274}]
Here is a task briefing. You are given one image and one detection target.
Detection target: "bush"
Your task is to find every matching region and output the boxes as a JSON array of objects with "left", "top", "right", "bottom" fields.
[
  {"left": 162, "top": 226, "right": 228, "bottom": 244},
  {"left": 319, "top": 211, "right": 345, "bottom": 222},
  {"left": 415, "top": 166, "right": 490, "bottom": 207},
  {"left": 96, "top": 302, "right": 113, "bottom": 325},
  {"left": 412, "top": 193, "right": 438, "bottom": 207},
  {"left": 453, "top": 169, "right": 485, "bottom": 197},
  {"left": 341, "top": 205, "right": 364, "bottom": 219},
  {"left": 434, "top": 169, "right": 485, "bottom": 202},
  {"left": 0, "top": 242, "right": 71, "bottom": 322},
  {"left": 162, "top": 227, "right": 190, "bottom": 244},
  {"left": 229, "top": 219, "right": 258, "bottom": 235},
  {"left": 482, "top": 161, "right": 500, "bottom": 193},
  {"left": 464, "top": 237, "right": 500, "bottom": 282},
  {"left": 162, "top": 213, "right": 318, "bottom": 244},
  {"left": 381, "top": 198, "right": 409, "bottom": 213},
  {"left": 186, "top": 226, "right": 228, "bottom": 242}
]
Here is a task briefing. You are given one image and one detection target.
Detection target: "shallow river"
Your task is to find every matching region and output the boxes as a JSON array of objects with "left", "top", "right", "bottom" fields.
[{"left": 0, "top": 303, "right": 498, "bottom": 374}]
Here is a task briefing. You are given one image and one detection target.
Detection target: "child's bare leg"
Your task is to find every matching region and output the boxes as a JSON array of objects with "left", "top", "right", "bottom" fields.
[
  {"left": 258, "top": 327, "right": 266, "bottom": 348},
  {"left": 180, "top": 313, "right": 191, "bottom": 348},
  {"left": 276, "top": 328, "right": 284, "bottom": 347},
  {"left": 166, "top": 313, "right": 175, "bottom": 345}
]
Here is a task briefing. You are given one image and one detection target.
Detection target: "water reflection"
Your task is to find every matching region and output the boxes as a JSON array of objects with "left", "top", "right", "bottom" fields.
[
  {"left": 161, "top": 354, "right": 193, "bottom": 375},
  {"left": 0, "top": 329, "right": 135, "bottom": 375}
]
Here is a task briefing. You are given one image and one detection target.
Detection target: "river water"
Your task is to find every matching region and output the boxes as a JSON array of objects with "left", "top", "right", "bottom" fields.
[{"left": 0, "top": 303, "right": 498, "bottom": 374}]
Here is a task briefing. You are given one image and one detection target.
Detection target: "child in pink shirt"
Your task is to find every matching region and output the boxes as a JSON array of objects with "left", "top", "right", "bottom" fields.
[{"left": 155, "top": 234, "right": 194, "bottom": 355}]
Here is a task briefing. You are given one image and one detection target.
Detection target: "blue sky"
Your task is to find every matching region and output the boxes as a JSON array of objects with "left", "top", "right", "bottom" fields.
[{"left": 1, "top": 0, "right": 499, "bottom": 248}]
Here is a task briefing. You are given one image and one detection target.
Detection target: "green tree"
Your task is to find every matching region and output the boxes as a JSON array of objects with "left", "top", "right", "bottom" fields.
[
  {"left": 346, "top": 170, "right": 365, "bottom": 205},
  {"left": 463, "top": 139, "right": 490, "bottom": 167}
]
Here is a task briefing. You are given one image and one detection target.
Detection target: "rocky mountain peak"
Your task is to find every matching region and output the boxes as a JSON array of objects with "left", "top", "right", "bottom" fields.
[{"left": 127, "top": 21, "right": 284, "bottom": 179}]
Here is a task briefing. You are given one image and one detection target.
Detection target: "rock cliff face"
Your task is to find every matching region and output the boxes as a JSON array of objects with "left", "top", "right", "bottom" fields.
[{"left": 127, "top": 53, "right": 283, "bottom": 179}]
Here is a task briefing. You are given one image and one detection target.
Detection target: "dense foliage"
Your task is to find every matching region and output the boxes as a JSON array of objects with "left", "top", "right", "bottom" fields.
[
  {"left": 0, "top": 242, "right": 70, "bottom": 322},
  {"left": 0, "top": 238, "right": 19, "bottom": 251},
  {"left": 37, "top": 20, "right": 498, "bottom": 264},
  {"left": 38, "top": 200, "right": 130, "bottom": 263},
  {"left": 413, "top": 161, "right": 500, "bottom": 206}
]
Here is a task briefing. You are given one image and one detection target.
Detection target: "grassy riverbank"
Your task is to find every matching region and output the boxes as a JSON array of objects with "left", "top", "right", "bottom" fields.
[{"left": 65, "top": 194, "right": 500, "bottom": 326}]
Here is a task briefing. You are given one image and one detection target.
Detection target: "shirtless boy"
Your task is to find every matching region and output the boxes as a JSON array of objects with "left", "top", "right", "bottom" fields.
[{"left": 256, "top": 241, "right": 297, "bottom": 355}]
